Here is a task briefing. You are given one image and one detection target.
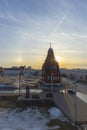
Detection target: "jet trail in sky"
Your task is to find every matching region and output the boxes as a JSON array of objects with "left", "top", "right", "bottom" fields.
[{"left": 47, "top": 14, "right": 66, "bottom": 41}]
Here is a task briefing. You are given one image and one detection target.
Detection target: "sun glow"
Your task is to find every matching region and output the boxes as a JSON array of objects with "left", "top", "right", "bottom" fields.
[
  {"left": 17, "top": 57, "right": 22, "bottom": 63},
  {"left": 55, "top": 56, "right": 61, "bottom": 62}
]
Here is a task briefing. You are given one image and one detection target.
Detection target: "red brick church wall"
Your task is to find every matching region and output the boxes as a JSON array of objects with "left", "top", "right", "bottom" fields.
[{"left": 42, "top": 47, "right": 61, "bottom": 85}]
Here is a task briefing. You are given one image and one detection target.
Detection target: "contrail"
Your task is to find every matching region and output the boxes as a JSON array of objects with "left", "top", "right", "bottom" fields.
[
  {"left": 4, "top": 0, "right": 25, "bottom": 38},
  {"left": 47, "top": 14, "right": 66, "bottom": 41}
]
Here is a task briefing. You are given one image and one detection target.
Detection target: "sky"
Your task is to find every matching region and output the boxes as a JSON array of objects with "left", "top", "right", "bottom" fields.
[{"left": 0, "top": 0, "right": 87, "bottom": 69}]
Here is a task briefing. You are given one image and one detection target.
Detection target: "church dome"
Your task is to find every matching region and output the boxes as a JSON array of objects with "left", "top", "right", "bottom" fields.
[{"left": 48, "top": 47, "right": 53, "bottom": 52}]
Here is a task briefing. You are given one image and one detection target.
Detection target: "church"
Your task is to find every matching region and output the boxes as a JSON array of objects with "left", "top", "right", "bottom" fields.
[{"left": 42, "top": 46, "right": 61, "bottom": 86}]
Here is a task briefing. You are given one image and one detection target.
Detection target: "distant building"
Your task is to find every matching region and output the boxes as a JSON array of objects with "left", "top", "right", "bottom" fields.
[
  {"left": 19, "top": 66, "right": 25, "bottom": 75},
  {"left": 0, "top": 67, "right": 4, "bottom": 76},
  {"left": 61, "top": 68, "right": 87, "bottom": 82},
  {"left": 42, "top": 47, "right": 61, "bottom": 86}
]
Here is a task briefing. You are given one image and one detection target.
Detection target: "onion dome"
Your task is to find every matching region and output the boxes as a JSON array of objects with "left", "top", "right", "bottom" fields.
[{"left": 48, "top": 47, "right": 53, "bottom": 52}]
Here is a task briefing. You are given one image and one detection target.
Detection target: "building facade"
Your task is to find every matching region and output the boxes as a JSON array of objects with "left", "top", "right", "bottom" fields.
[{"left": 42, "top": 47, "right": 61, "bottom": 85}]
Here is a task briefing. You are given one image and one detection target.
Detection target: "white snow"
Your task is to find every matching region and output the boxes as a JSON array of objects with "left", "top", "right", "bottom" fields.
[
  {"left": 0, "top": 107, "right": 68, "bottom": 130},
  {"left": 77, "top": 92, "right": 87, "bottom": 103},
  {"left": 48, "top": 107, "right": 62, "bottom": 117},
  {"left": 0, "top": 108, "right": 48, "bottom": 130},
  {"left": 48, "top": 107, "right": 68, "bottom": 122},
  {"left": 0, "top": 89, "right": 42, "bottom": 94}
]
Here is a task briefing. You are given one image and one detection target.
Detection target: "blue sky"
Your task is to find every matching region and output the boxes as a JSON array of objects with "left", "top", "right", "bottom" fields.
[{"left": 0, "top": 0, "right": 87, "bottom": 68}]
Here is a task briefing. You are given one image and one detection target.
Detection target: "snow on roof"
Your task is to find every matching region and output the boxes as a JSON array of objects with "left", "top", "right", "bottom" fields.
[{"left": 48, "top": 107, "right": 68, "bottom": 122}]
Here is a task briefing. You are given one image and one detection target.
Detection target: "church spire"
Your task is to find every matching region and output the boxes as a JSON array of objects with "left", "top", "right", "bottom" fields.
[
  {"left": 50, "top": 42, "right": 51, "bottom": 48},
  {"left": 48, "top": 42, "right": 53, "bottom": 52}
]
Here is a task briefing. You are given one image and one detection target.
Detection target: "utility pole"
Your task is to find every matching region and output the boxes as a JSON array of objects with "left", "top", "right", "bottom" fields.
[
  {"left": 74, "top": 78, "right": 77, "bottom": 123},
  {"left": 19, "top": 75, "right": 21, "bottom": 94},
  {"left": 19, "top": 66, "right": 25, "bottom": 94}
]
